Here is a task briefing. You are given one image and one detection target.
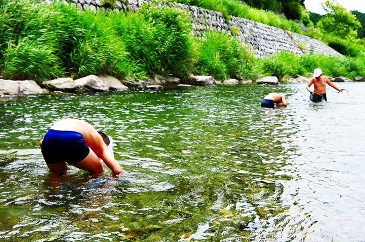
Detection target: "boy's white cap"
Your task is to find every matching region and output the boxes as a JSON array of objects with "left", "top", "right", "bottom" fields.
[{"left": 313, "top": 68, "right": 322, "bottom": 78}]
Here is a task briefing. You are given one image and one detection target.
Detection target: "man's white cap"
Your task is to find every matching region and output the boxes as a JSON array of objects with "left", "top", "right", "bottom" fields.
[{"left": 313, "top": 68, "right": 322, "bottom": 78}]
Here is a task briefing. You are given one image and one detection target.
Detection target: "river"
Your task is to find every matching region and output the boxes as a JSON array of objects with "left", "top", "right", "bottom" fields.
[{"left": 0, "top": 83, "right": 364, "bottom": 241}]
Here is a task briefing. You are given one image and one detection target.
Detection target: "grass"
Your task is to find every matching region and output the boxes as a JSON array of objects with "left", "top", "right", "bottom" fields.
[
  {"left": 194, "top": 31, "right": 257, "bottom": 80},
  {"left": 0, "top": 0, "right": 364, "bottom": 84},
  {"left": 173, "top": 0, "right": 302, "bottom": 33},
  {"left": 261, "top": 51, "right": 365, "bottom": 81}
]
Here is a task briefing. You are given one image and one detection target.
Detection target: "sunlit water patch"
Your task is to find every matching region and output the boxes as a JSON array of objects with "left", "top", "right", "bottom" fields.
[{"left": 0, "top": 83, "right": 364, "bottom": 241}]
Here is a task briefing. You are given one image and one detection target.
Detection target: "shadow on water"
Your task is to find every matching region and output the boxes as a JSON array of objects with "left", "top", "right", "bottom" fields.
[{"left": 1, "top": 83, "right": 364, "bottom": 241}]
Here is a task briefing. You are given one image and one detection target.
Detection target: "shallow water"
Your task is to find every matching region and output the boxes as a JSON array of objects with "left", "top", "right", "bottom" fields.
[{"left": 0, "top": 83, "right": 364, "bottom": 241}]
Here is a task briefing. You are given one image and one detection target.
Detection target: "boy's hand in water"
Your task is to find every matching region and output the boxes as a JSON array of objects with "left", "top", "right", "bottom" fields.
[{"left": 113, "top": 168, "right": 123, "bottom": 176}]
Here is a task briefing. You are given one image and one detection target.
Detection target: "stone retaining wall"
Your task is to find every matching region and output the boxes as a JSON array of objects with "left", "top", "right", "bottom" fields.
[{"left": 45, "top": 0, "right": 341, "bottom": 58}]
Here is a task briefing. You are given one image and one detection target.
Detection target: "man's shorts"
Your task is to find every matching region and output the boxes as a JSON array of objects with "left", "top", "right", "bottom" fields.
[
  {"left": 310, "top": 92, "right": 327, "bottom": 103},
  {"left": 41, "top": 129, "right": 90, "bottom": 164},
  {"left": 261, "top": 99, "right": 275, "bottom": 108}
]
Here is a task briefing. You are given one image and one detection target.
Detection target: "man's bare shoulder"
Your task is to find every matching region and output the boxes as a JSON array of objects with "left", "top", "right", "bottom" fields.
[{"left": 323, "top": 76, "right": 331, "bottom": 82}]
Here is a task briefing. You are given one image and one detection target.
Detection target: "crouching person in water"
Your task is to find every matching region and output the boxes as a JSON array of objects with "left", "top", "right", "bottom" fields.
[
  {"left": 39, "top": 118, "right": 123, "bottom": 176},
  {"left": 306, "top": 68, "right": 345, "bottom": 103},
  {"left": 261, "top": 93, "right": 288, "bottom": 108}
]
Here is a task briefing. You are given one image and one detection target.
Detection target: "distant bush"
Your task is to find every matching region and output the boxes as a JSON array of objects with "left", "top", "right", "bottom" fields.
[
  {"left": 265, "top": 53, "right": 365, "bottom": 80},
  {"left": 113, "top": 4, "right": 195, "bottom": 79},
  {"left": 326, "top": 37, "right": 364, "bottom": 57},
  {"left": 347, "top": 53, "right": 365, "bottom": 78},
  {"left": 261, "top": 51, "right": 304, "bottom": 81},
  {"left": 0, "top": 1, "right": 131, "bottom": 80},
  {"left": 259, "top": 51, "right": 365, "bottom": 81},
  {"left": 0, "top": 1, "right": 65, "bottom": 80},
  {"left": 0, "top": 1, "right": 194, "bottom": 81},
  {"left": 3, "top": 37, "right": 64, "bottom": 81},
  {"left": 194, "top": 31, "right": 256, "bottom": 80},
  {"left": 69, "top": 11, "right": 131, "bottom": 79}
]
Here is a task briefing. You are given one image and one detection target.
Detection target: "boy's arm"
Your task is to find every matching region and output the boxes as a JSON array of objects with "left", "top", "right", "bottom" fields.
[
  {"left": 326, "top": 79, "right": 344, "bottom": 92},
  {"left": 99, "top": 147, "right": 123, "bottom": 176},
  {"left": 281, "top": 95, "right": 288, "bottom": 106},
  {"left": 89, "top": 132, "right": 123, "bottom": 176},
  {"left": 306, "top": 79, "right": 314, "bottom": 92}
]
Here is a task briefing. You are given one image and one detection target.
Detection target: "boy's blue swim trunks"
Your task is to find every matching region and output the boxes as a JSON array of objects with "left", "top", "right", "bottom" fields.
[
  {"left": 310, "top": 92, "right": 327, "bottom": 103},
  {"left": 41, "top": 129, "right": 90, "bottom": 164},
  {"left": 261, "top": 99, "right": 275, "bottom": 108}
]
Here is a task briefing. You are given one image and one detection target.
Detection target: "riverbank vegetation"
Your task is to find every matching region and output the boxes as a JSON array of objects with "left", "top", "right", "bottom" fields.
[{"left": 0, "top": 0, "right": 364, "bottom": 84}]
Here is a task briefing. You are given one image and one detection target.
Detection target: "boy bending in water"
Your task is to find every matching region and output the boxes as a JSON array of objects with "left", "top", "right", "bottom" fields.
[
  {"left": 261, "top": 93, "right": 288, "bottom": 108},
  {"left": 39, "top": 118, "right": 123, "bottom": 176}
]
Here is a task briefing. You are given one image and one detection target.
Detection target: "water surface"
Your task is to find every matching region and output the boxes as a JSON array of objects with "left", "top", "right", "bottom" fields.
[{"left": 0, "top": 83, "right": 364, "bottom": 241}]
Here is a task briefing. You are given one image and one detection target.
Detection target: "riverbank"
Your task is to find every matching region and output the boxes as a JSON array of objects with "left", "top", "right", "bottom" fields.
[
  {"left": 0, "top": 73, "right": 358, "bottom": 97},
  {"left": 1, "top": 1, "right": 365, "bottom": 88}
]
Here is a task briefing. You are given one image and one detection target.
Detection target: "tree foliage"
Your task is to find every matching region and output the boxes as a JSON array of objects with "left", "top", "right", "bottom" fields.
[
  {"left": 317, "top": 0, "right": 361, "bottom": 39},
  {"left": 309, "top": 12, "right": 322, "bottom": 25},
  {"left": 242, "top": 0, "right": 304, "bottom": 21},
  {"left": 352, "top": 10, "right": 365, "bottom": 38}
]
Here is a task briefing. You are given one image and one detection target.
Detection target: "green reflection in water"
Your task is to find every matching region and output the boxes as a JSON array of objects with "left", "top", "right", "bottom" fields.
[{"left": 0, "top": 85, "right": 298, "bottom": 241}]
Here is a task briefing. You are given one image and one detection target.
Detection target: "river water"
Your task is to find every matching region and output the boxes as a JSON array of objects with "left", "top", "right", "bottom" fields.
[{"left": 0, "top": 83, "right": 364, "bottom": 241}]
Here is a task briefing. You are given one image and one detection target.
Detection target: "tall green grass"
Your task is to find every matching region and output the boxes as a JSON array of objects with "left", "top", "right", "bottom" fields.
[
  {"left": 112, "top": 4, "right": 195, "bottom": 79},
  {"left": 0, "top": 0, "right": 364, "bottom": 83},
  {"left": 261, "top": 51, "right": 304, "bottom": 81},
  {"left": 194, "top": 31, "right": 257, "bottom": 80},
  {"left": 69, "top": 11, "right": 131, "bottom": 79},
  {"left": 261, "top": 51, "right": 365, "bottom": 81},
  {"left": 0, "top": 1, "right": 196, "bottom": 81},
  {"left": 0, "top": 0, "right": 129, "bottom": 81},
  {"left": 0, "top": 1, "right": 64, "bottom": 80}
]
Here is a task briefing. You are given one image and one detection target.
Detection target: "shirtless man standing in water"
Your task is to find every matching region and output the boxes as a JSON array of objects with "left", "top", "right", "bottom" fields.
[
  {"left": 261, "top": 93, "right": 288, "bottom": 108},
  {"left": 39, "top": 119, "right": 123, "bottom": 176},
  {"left": 306, "top": 68, "right": 345, "bottom": 102}
]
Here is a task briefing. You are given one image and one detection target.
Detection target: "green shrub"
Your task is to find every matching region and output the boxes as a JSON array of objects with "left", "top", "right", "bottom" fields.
[
  {"left": 194, "top": 31, "right": 255, "bottom": 80},
  {"left": 70, "top": 11, "right": 130, "bottom": 79},
  {"left": 0, "top": 0, "right": 134, "bottom": 80},
  {"left": 0, "top": 1, "right": 67, "bottom": 80},
  {"left": 261, "top": 51, "right": 304, "bottom": 82},
  {"left": 299, "top": 54, "right": 355, "bottom": 78},
  {"left": 230, "top": 26, "right": 239, "bottom": 36},
  {"left": 325, "top": 36, "right": 365, "bottom": 57},
  {"left": 114, "top": 4, "right": 195, "bottom": 79},
  {"left": 3, "top": 38, "right": 64, "bottom": 81},
  {"left": 348, "top": 53, "right": 365, "bottom": 78},
  {"left": 299, "top": 54, "right": 321, "bottom": 74}
]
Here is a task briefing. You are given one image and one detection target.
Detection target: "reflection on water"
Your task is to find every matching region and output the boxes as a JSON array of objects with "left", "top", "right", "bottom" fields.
[{"left": 0, "top": 83, "right": 364, "bottom": 241}]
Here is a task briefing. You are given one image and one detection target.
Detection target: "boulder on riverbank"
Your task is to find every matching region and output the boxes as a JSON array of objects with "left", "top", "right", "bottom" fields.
[
  {"left": 45, "top": 75, "right": 129, "bottom": 93},
  {"left": 331, "top": 76, "right": 352, "bottom": 82},
  {"left": 256, "top": 76, "right": 279, "bottom": 85},
  {"left": 223, "top": 79, "right": 240, "bottom": 85},
  {"left": 44, "top": 78, "right": 76, "bottom": 92},
  {"left": 75, "top": 75, "right": 109, "bottom": 92},
  {"left": 98, "top": 75, "right": 129, "bottom": 91},
  {"left": 187, "top": 75, "right": 216, "bottom": 86},
  {"left": 0, "top": 79, "right": 47, "bottom": 96},
  {"left": 354, "top": 76, "right": 364, "bottom": 82},
  {"left": 287, "top": 75, "right": 310, "bottom": 84}
]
